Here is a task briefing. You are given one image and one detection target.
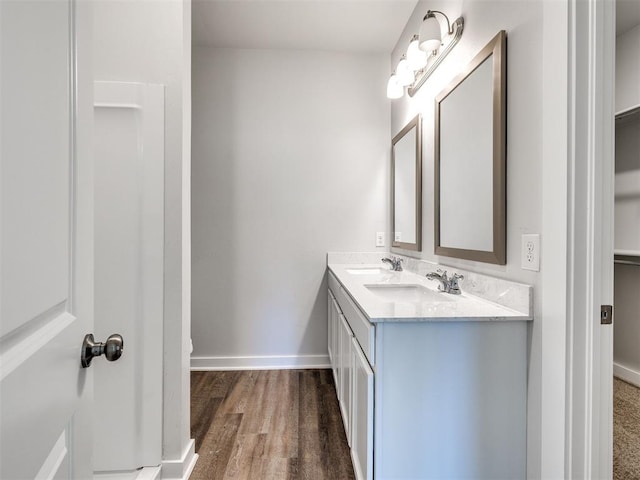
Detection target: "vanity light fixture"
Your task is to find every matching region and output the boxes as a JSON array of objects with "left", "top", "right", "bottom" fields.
[{"left": 386, "top": 9, "right": 464, "bottom": 99}]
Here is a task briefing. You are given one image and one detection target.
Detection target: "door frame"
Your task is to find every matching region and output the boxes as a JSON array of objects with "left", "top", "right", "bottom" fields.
[{"left": 564, "top": 0, "right": 615, "bottom": 477}]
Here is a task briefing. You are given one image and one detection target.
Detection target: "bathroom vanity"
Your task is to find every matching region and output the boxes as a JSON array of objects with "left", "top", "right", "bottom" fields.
[{"left": 327, "top": 253, "right": 532, "bottom": 480}]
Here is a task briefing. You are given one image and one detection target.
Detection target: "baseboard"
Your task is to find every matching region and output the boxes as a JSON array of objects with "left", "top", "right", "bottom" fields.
[
  {"left": 614, "top": 362, "right": 640, "bottom": 387},
  {"left": 137, "top": 467, "right": 162, "bottom": 480},
  {"left": 161, "top": 439, "right": 198, "bottom": 480},
  {"left": 191, "top": 354, "right": 330, "bottom": 371},
  {"left": 94, "top": 466, "right": 160, "bottom": 480}
]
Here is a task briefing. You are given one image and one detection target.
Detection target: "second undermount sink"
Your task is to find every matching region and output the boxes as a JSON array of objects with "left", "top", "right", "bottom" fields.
[
  {"left": 364, "top": 284, "right": 454, "bottom": 303},
  {"left": 346, "top": 267, "right": 388, "bottom": 275}
]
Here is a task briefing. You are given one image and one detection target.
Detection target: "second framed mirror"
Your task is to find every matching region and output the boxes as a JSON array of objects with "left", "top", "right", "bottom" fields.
[
  {"left": 392, "top": 115, "right": 422, "bottom": 251},
  {"left": 434, "top": 31, "right": 506, "bottom": 264}
]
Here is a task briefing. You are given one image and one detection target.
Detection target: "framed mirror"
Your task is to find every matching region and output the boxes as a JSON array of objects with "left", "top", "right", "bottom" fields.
[
  {"left": 434, "top": 31, "right": 506, "bottom": 264},
  {"left": 392, "top": 115, "right": 422, "bottom": 251}
]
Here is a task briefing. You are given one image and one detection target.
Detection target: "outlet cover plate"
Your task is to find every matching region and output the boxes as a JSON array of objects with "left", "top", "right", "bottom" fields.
[
  {"left": 376, "top": 232, "right": 385, "bottom": 247},
  {"left": 521, "top": 234, "right": 540, "bottom": 271}
]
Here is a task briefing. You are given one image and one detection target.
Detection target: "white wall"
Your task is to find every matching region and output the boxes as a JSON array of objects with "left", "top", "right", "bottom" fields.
[
  {"left": 389, "top": 0, "right": 549, "bottom": 476},
  {"left": 614, "top": 33, "right": 640, "bottom": 383},
  {"left": 616, "top": 23, "right": 640, "bottom": 114},
  {"left": 92, "top": 0, "right": 193, "bottom": 471},
  {"left": 614, "top": 262, "right": 640, "bottom": 384},
  {"left": 191, "top": 47, "right": 389, "bottom": 367}
]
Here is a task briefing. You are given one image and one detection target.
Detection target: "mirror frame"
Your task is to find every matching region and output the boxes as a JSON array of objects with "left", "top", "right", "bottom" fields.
[
  {"left": 434, "top": 30, "right": 507, "bottom": 265},
  {"left": 391, "top": 115, "right": 422, "bottom": 251}
]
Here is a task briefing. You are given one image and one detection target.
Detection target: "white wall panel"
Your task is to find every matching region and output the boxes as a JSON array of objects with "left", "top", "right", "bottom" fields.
[{"left": 616, "top": 24, "right": 640, "bottom": 114}]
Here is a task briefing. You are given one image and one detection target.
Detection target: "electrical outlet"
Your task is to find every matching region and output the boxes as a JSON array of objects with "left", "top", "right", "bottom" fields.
[
  {"left": 376, "top": 232, "right": 385, "bottom": 247},
  {"left": 521, "top": 234, "right": 540, "bottom": 271},
  {"left": 395, "top": 232, "right": 402, "bottom": 242}
]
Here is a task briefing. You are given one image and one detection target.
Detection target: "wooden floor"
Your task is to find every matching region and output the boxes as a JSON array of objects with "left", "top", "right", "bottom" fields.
[{"left": 190, "top": 369, "right": 355, "bottom": 480}]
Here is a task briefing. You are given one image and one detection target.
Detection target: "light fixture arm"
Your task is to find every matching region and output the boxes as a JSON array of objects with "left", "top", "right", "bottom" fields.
[{"left": 424, "top": 10, "right": 454, "bottom": 35}]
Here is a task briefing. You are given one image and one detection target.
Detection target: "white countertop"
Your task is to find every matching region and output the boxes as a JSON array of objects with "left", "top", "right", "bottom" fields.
[{"left": 328, "top": 263, "right": 532, "bottom": 323}]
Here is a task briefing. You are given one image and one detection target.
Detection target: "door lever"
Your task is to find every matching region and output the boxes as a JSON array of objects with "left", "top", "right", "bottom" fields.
[{"left": 81, "top": 333, "right": 124, "bottom": 368}]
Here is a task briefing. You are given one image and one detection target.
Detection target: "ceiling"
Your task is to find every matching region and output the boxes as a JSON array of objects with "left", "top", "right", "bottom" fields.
[
  {"left": 193, "top": 0, "right": 640, "bottom": 53},
  {"left": 617, "top": 0, "right": 640, "bottom": 36},
  {"left": 192, "top": 0, "right": 419, "bottom": 53}
]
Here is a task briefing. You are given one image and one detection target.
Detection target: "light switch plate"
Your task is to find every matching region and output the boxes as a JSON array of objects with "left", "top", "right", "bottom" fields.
[
  {"left": 521, "top": 234, "right": 540, "bottom": 271},
  {"left": 376, "top": 232, "right": 385, "bottom": 247}
]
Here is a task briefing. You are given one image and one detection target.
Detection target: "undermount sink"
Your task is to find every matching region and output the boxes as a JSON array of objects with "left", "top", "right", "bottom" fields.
[
  {"left": 346, "top": 267, "right": 387, "bottom": 275},
  {"left": 364, "top": 284, "right": 454, "bottom": 303}
]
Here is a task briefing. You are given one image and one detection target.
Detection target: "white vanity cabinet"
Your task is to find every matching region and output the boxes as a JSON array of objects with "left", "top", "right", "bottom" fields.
[
  {"left": 327, "top": 269, "right": 528, "bottom": 480},
  {"left": 329, "top": 272, "right": 373, "bottom": 479}
]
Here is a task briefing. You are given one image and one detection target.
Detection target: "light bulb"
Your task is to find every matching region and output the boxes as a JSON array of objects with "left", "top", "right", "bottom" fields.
[
  {"left": 396, "top": 58, "right": 414, "bottom": 87},
  {"left": 407, "top": 38, "right": 428, "bottom": 70},
  {"left": 386, "top": 74, "right": 403, "bottom": 99}
]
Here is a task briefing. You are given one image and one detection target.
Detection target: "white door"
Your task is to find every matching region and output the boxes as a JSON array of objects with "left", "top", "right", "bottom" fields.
[{"left": 0, "top": 1, "right": 94, "bottom": 478}]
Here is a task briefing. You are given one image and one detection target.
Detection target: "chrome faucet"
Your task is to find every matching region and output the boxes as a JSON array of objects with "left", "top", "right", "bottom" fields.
[
  {"left": 426, "top": 270, "right": 465, "bottom": 294},
  {"left": 381, "top": 256, "right": 403, "bottom": 272},
  {"left": 426, "top": 270, "right": 449, "bottom": 292}
]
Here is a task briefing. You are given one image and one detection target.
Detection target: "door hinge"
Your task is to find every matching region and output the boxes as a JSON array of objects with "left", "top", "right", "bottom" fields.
[{"left": 600, "top": 305, "right": 613, "bottom": 325}]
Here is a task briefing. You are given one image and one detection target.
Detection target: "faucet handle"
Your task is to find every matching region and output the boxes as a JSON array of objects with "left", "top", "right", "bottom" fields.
[
  {"left": 448, "top": 273, "right": 464, "bottom": 294},
  {"left": 393, "top": 257, "right": 403, "bottom": 271}
]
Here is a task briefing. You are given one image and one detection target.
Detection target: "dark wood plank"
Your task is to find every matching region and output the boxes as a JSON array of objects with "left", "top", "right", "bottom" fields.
[
  {"left": 297, "top": 370, "right": 324, "bottom": 480},
  {"left": 190, "top": 413, "right": 243, "bottom": 480},
  {"left": 191, "top": 395, "right": 222, "bottom": 451},
  {"left": 190, "top": 369, "right": 354, "bottom": 480},
  {"left": 263, "top": 370, "right": 299, "bottom": 459},
  {"left": 224, "top": 433, "right": 267, "bottom": 479}
]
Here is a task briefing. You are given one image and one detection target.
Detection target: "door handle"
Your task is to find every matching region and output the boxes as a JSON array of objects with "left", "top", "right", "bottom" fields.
[{"left": 81, "top": 333, "right": 124, "bottom": 368}]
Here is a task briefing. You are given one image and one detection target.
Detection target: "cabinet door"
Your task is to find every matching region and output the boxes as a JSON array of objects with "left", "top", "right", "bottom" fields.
[
  {"left": 329, "top": 294, "right": 340, "bottom": 391},
  {"left": 352, "top": 338, "right": 374, "bottom": 480},
  {"left": 328, "top": 292, "right": 334, "bottom": 364},
  {"left": 339, "top": 314, "right": 353, "bottom": 444}
]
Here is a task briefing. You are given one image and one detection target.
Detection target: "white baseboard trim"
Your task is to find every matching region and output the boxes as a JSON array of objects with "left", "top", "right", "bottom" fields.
[
  {"left": 614, "top": 362, "right": 640, "bottom": 387},
  {"left": 191, "top": 354, "right": 330, "bottom": 371},
  {"left": 94, "top": 466, "right": 160, "bottom": 480},
  {"left": 137, "top": 467, "right": 162, "bottom": 480},
  {"left": 161, "top": 439, "right": 198, "bottom": 480}
]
